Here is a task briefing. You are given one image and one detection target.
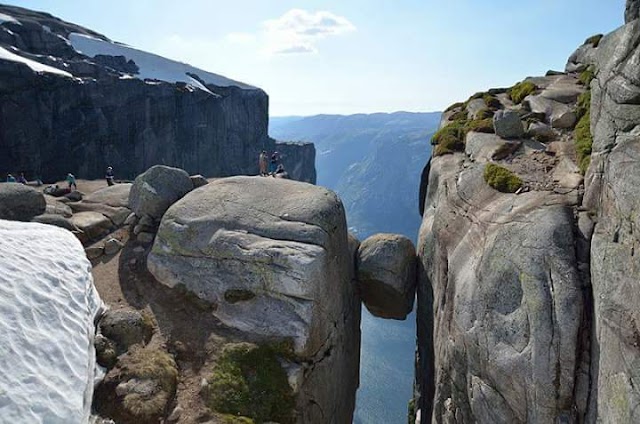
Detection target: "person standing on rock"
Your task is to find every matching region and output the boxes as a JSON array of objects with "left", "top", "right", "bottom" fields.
[
  {"left": 6, "top": 174, "right": 16, "bottom": 183},
  {"left": 259, "top": 151, "right": 268, "bottom": 176},
  {"left": 269, "top": 152, "right": 279, "bottom": 175},
  {"left": 106, "top": 166, "right": 115, "bottom": 186},
  {"left": 66, "top": 173, "right": 77, "bottom": 190}
]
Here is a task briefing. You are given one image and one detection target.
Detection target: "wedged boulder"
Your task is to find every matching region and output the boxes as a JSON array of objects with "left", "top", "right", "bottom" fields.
[
  {"left": 525, "top": 95, "right": 577, "bottom": 128},
  {"left": 493, "top": 109, "right": 524, "bottom": 139},
  {"left": 0, "top": 183, "right": 46, "bottom": 221},
  {"left": 147, "top": 176, "right": 359, "bottom": 423},
  {"left": 83, "top": 183, "right": 132, "bottom": 208},
  {"left": 70, "top": 211, "right": 113, "bottom": 240},
  {"left": 128, "top": 165, "right": 192, "bottom": 220},
  {"left": 357, "top": 233, "right": 417, "bottom": 320}
]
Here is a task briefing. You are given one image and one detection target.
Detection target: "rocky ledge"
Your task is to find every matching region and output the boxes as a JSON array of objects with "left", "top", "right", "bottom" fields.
[{"left": 413, "top": 3, "right": 640, "bottom": 423}]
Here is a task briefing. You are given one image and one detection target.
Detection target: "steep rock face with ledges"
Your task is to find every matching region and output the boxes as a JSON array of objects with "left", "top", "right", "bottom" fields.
[
  {"left": 413, "top": 4, "right": 640, "bottom": 423},
  {"left": 0, "top": 5, "right": 314, "bottom": 182}
]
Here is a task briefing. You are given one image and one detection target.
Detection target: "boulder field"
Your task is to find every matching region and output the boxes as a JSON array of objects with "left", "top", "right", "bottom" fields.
[{"left": 413, "top": 3, "right": 640, "bottom": 423}]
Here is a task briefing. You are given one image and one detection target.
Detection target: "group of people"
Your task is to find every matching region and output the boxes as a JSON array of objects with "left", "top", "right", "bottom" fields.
[
  {"left": 5, "top": 173, "right": 28, "bottom": 184},
  {"left": 258, "top": 151, "right": 287, "bottom": 177}
]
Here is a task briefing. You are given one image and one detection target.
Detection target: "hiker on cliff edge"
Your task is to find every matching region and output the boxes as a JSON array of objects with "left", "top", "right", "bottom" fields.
[
  {"left": 269, "top": 152, "right": 279, "bottom": 175},
  {"left": 106, "top": 166, "right": 115, "bottom": 186},
  {"left": 66, "top": 173, "right": 77, "bottom": 190},
  {"left": 259, "top": 151, "right": 268, "bottom": 176}
]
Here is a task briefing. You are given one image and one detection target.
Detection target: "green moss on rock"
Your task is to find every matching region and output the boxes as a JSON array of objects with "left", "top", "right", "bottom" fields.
[
  {"left": 483, "top": 94, "right": 502, "bottom": 109},
  {"left": 476, "top": 108, "right": 495, "bottom": 119},
  {"left": 576, "top": 91, "right": 591, "bottom": 119},
  {"left": 508, "top": 81, "right": 537, "bottom": 104},
  {"left": 575, "top": 111, "right": 593, "bottom": 174},
  {"left": 466, "top": 118, "right": 494, "bottom": 134},
  {"left": 579, "top": 66, "right": 596, "bottom": 86},
  {"left": 207, "top": 343, "right": 295, "bottom": 424},
  {"left": 484, "top": 164, "right": 523, "bottom": 193}
]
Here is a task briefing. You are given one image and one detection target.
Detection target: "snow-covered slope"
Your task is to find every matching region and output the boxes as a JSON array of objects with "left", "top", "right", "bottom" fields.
[
  {"left": 0, "top": 45, "right": 72, "bottom": 77},
  {"left": 0, "top": 220, "right": 104, "bottom": 424},
  {"left": 69, "top": 32, "right": 255, "bottom": 92}
]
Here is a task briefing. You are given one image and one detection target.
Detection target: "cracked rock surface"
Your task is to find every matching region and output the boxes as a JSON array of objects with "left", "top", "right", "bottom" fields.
[{"left": 148, "top": 175, "right": 360, "bottom": 423}]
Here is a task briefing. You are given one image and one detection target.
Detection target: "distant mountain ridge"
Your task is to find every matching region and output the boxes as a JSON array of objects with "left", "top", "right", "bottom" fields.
[
  {"left": 270, "top": 111, "right": 441, "bottom": 241},
  {"left": 270, "top": 110, "right": 441, "bottom": 424}
]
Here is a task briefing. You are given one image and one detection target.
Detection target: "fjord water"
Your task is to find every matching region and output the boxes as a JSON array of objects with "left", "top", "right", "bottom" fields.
[{"left": 270, "top": 112, "right": 439, "bottom": 423}]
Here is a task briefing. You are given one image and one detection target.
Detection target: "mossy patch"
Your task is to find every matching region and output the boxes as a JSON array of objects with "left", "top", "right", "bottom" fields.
[
  {"left": 476, "top": 108, "right": 495, "bottom": 119},
  {"left": 465, "top": 118, "right": 494, "bottom": 134},
  {"left": 483, "top": 93, "right": 502, "bottom": 109},
  {"left": 207, "top": 343, "right": 295, "bottom": 424},
  {"left": 575, "top": 111, "right": 593, "bottom": 174},
  {"left": 432, "top": 114, "right": 496, "bottom": 156},
  {"left": 508, "top": 81, "right": 537, "bottom": 104},
  {"left": 576, "top": 91, "right": 591, "bottom": 119},
  {"left": 584, "top": 34, "right": 603, "bottom": 48},
  {"left": 579, "top": 66, "right": 596, "bottom": 86},
  {"left": 120, "top": 346, "right": 179, "bottom": 419},
  {"left": 484, "top": 164, "right": 523, "bottom": 193},
  {"left": 407, "top": 398, "right": 416, "bottom": 424},
  {"left": 449, "top": 109, "right": 468, "bottom": 121}
]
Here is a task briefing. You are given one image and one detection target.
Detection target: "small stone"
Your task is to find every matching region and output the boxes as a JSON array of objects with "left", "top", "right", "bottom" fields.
[
  {"left": 98, "top": 309, "right": 151, "bottom": 353},
  {"left": 85, "top": 246, "right": 104, "bottom": 260},
  {"left": 493, "top": 109, "right": 525, "bottom": 139},
  {"left": 64, "top": 190, "right": 83, "bottom": 202},
  {"left": 104, "top": 238, "right": 124, "bottom": 255}
]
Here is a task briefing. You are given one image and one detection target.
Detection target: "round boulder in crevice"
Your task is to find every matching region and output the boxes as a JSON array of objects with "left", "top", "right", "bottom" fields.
[
  {"left": 356, "top": 233, "right": 417, "bottom": 320},
  {"left": 128, "top": 165, "right": 193, "bottom": 220}
]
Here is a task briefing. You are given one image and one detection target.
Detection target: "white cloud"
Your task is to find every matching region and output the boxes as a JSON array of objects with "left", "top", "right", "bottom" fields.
[{"left": 262, "top": 9, "right": 356, "bottom": 55}]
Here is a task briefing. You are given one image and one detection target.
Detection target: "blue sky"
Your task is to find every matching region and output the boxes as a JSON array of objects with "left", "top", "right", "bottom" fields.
[{"left": 5, "top": 0, "right": 626, "bottom": 115}]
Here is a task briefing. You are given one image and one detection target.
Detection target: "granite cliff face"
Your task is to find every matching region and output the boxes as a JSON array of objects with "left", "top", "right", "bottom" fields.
[
  {"left": 413, "top": 3, "right": 640, "bottom": 423},
  {"left": 0, "top": 5, "right": 314, "bottom": 182}
]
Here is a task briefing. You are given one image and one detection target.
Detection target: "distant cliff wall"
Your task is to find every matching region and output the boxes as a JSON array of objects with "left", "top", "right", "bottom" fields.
[{"left": 0, "top": 5, "right": 315, "bottom": 183}]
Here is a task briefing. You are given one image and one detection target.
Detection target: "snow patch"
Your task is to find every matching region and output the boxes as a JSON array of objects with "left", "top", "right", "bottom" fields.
[
  {"left": 0, "top": 12, "right": 19, "bottom": 25},
  {"left": 68, "top": 32, "right": 256, "bottom": 92},
  {"left": 0, "top": 46, "right": 73, "bottom": 77},
  {"left": 0, "top": 220, "right": 104, "bottom": 423}
]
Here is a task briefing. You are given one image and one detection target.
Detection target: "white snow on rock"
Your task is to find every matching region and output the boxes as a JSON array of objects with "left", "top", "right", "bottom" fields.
[
  {"left": 0, "top": 220, "right": 104, "bottom": 424},
  {"left": 0, "top": 12, "right": 20, "bottom": 25},
  {"left": 68, "top": 32, "right": 256, "bottom": 92},
  {"left": 0, "top": 46, "right": 73, "bottom": 77}
]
